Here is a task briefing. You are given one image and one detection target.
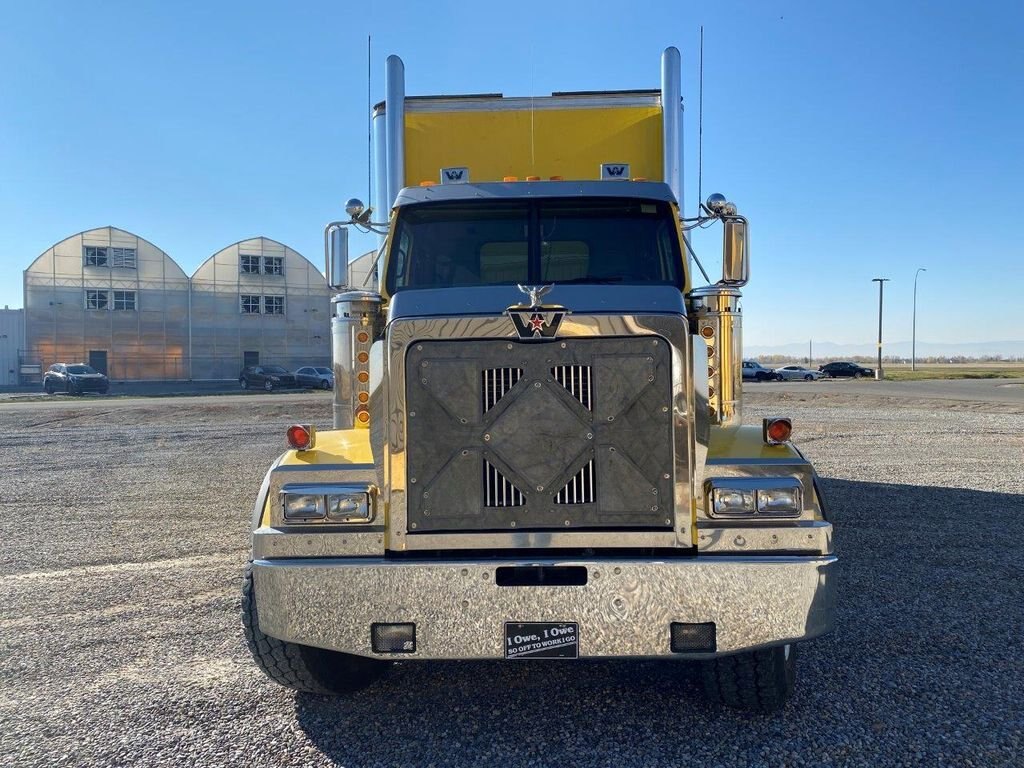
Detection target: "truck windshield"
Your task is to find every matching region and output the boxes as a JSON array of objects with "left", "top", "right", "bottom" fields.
[{"left": 386, "top": 197, "right": 684, "bottom": 293}]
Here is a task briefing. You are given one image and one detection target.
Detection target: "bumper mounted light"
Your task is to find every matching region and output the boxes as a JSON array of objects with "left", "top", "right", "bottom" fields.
[
  {"left": 279, "top": 483, "right": 376, "bottom": 524},
  {"left": 705, "top": 477, "right": 802, "bottom": 518}
]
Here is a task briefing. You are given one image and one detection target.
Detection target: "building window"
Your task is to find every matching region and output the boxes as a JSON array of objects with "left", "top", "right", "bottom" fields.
[
  {"left": 264, "top": 295, "right": 285, "bottom": 315},
  {"left": 110, "top": 247, "right": 137, "bottom": 268},
  {"left": 84, "top": 246, "right": 108, "bottom": 266},
  {"left": 263, "top": 256, "right": 283, "bottom": 275},
  {"left": 240, "top": 254, "right": 262, "bottom": 274},
  {"left": 241, "top": 295, "right": 262, "bottom": 314},
  {"left": 113, "top": 290, "right": 136, "bottom": 310},
  {"left": 85, "top": 289, "right": 109, "bottom": 309}
]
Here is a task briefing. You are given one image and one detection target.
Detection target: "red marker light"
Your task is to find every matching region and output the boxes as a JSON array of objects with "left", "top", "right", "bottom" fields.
[
  {"left": 286, "top": 424, "right": 315, "bottom": 451},
  {"left": 763, "top": 418, "right": 792, "bottom": 445}
]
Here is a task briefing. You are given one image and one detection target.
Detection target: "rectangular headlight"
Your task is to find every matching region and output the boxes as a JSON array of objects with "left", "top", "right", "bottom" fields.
[
  {"left": 712, "top": 488, "right": 756, "bottom": 517},
  {"left": 282, "top": 493, "right": 326, "bottom": 520},
  {"left": 327, "top": 492, "right": 372, "bottom": 522},
  {"left": 706, "top": 478, "right": 803, "bottom": 518},
  {"left": 757, "top": 488, "right": 801, "bottom": 516}
]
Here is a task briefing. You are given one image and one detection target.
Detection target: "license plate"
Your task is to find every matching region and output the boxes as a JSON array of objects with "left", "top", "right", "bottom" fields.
[{"left": 504, "top": 622, "right": 579, "bottom": 659}]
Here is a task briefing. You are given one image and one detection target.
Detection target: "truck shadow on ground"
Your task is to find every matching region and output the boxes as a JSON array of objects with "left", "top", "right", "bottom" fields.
[{"left": 294, "top": 477, "right": 1023, "bottom": 767}]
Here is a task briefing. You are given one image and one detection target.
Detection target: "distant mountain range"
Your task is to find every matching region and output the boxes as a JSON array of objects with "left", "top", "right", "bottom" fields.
[{"left": 744, "top": 340, "right": 1024, "bottom": 360}]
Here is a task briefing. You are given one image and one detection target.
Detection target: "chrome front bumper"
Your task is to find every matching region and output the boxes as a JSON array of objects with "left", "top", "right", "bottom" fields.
[{"left": 252, "top": 555, "right": 836, "bottom": 660}]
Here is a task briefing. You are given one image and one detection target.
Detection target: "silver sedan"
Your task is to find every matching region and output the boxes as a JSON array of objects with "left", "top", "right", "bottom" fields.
[{"left": 775, "top": 365, "right": 824, "bottom": 381}]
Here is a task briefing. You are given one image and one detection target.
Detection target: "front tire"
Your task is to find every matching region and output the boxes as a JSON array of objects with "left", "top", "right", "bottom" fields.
[
  {"left": 853, "top": 371, "right": 862, "bottom": 379},
  {"left": 240, "top": 378, "right": 248, "bottom": 390},
  {"left": 804, "top": 374, "right": 813, "bottom": 381},
  {"left": 264, "top": 380, "right": 274, "bottom": 392},
  {"left": 241, "top": 564, "right": 389, "bottom": 694},
  {"left": 321, "top": 379, "right": 331, "bottom": 390},
  {"left": 43, "top": 381, "right": 54, "bottom": 395},
  {"left": 702, "top": 644, "right": 797, "bottom": 712}
]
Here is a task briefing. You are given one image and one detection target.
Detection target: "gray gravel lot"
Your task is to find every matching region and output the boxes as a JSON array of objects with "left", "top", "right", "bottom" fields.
[{"left": 1, "top": 386, "right": 1022, "bottom": 767}]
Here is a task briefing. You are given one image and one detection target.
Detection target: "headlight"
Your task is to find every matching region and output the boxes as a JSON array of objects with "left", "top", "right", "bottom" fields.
[
  {"left": 327, "top": 493, "right": 371, "bottom": 522},
  {"left": 283, "top": 493, "right": 326, "bottom": 520},
  {"left": 712, "top": 488, "right": 756, "bottom": 516},
  {"left": 279, "top": 483, "right": 375, "bottom": 524},
  {"left": 706, "top": 478, "right": 802, "bottom": 518}
]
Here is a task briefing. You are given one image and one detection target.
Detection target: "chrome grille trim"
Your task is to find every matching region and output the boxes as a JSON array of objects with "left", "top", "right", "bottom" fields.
[
  {"left": 484, "top": 460, "right": 525, "bottom": 508},
  {"left": 482, "top": 367, "right": 523, "bottom": 412},
  {"left": 552, "top": 365, "right": 592, "bottom": 410},
  {"left": 555, "top": 459, "right": 596, "bottom": 505}
]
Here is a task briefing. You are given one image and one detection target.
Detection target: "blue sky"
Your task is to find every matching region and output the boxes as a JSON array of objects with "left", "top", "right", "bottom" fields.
[{"left": 1, "top": 0, "right": 1022, "bottom": 348}]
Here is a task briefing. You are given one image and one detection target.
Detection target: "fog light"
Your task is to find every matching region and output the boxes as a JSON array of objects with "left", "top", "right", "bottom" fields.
[
  {"left": 670, "top": 622, "right": 716, "bottom": 652},
  {"left": 282, "top": 493, "right": 326, "bottom": 520},
  {"left": 371, "top": 623, "right": 416, "bottom": 653}
]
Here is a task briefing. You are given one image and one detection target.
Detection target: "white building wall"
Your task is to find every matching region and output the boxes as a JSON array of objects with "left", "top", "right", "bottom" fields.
[{"left": 0, "top": 308, "right": 24, "bottom": 386}]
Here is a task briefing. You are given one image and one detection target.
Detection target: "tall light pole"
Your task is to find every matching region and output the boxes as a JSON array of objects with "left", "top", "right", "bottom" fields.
[
  {"left": 872, "top": 278, "right": 890, "bottom": 380},
  {"left": 912, "top": 268, "right": 927, "bottom": 371}
]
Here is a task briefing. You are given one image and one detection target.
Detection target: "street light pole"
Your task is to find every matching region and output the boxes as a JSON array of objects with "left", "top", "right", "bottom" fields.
[
  {"left": 912, "top": 268, "right": 927, "bottom": 371},
  {"left": 872, "top": 278, "right": 890, "bottom": 380}
]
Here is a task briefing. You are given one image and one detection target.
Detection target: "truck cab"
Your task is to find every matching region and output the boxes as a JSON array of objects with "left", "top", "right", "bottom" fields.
[{"left": 241, "top": 48, "right": 835, "bottom": 712}]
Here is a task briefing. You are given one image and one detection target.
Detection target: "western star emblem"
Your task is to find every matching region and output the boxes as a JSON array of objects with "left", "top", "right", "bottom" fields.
[{"left": 507, "top": 284, "right": 568, "bottom": 340}]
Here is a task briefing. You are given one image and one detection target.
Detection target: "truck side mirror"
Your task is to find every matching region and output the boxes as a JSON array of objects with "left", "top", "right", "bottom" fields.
[
  {"left": 327, "top": 226, "right": 349, "bottom": 290},
  {"left": 721, "top": 219, "right": 749, "bottom": 286}
]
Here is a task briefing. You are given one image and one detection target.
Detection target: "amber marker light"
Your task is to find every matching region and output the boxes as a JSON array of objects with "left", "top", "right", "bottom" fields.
[
  {"left": 526, "top": 175, "right": 540, "bottom": 181},
  {"left": 358, "top": 392, "right": 369, "bottom": 404},
  {"left": 763, "top": 417, "right": 793, "bottom": 445},
  {"left": 700, "top": 326, "right": 715, "bottom": 339},
  {"left": 356, "top": 331, "right": 369, "bottom": 343},
  {"left": 549, "top": 176, "right": 564, "bottom": 181},
  {"left": 286, "top": 424, "right": 316, "bottom": 451},
  {"left": 357, "top": 371, "right": 369, "bottom": 383},
  {"left": 418, "top": 180, "right": 436, "bottom": 187},
  {"left": 357, "top": 351, "right": 369, "bottom": 364},
  {"left": 356, "top": 410, "right": 370, "bottom": 424},
  {"left": 503, "top": 176, "right": 519, "bottom": 182}
]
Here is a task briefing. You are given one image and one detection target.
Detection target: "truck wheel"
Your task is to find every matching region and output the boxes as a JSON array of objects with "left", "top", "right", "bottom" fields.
[
  {"left": 241, "top": 564, "right": 389, "bottom": 694},
  {"left": 701, "top": 644, "right": 796, "bottom": 712}
]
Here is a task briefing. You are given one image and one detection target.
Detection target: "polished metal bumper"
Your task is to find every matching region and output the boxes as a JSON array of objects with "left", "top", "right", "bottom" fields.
[{"left": 253, "top": 555, "right": 835, "bottom": 659}]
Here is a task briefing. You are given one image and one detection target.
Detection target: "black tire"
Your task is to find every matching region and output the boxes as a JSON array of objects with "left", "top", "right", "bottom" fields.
[
  {"left": 321, "top": 379, "right": 331, "bottom": 390},
  {"left": 804, "top": 374, "right": 813, "bottom": 381},
  {"left": 241, "top": 564, "right": 389, "bottom": 694},
  {"left": 264, "top": 380, "right": 274, "bottom": 392},
  {"left": 43, "top": 381, "right": 53, "bottom": 395},
  {"left": 702, "top": 644, "right": 797, "bottom": 712},
  {"left": 755, "top": 372, "right": 767, "bottom": 382},
  {"left": 775, "top": 373, "right": 784, "bottom": 381},
  {"left": 853, "top": 371, "right": 862, "bottom": 380},
  {"left": 240, "top": 378, "right": 248, "bottom": 390}
]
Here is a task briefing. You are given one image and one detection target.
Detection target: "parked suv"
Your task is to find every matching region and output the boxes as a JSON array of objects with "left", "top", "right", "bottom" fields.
[
  {"left": 741, "top": 360, "right": 777, "bottom": 382},
  {"left": 239, "top": 365, "right": 300, "bottom": 391},
  {"left": 43, "top": 363, "right": 109, "bottom": 395},
  {"left": 819, "top": 361, "right": 875, "bottom": 379}
]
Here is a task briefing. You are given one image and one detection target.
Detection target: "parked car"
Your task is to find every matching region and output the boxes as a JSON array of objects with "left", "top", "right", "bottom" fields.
[
  {"left": 819, "top": 361, "right": 875, "bottom": 379},
  {"left": 294, "top": 366, "right": 334, "bottom": 390},
  {"left": 775, "top": 365, "right": 823, "bottom": 381},
  {"left": 741, "top": 360, "right": 777, "bottom": 382},
  {"left": 43, "top": 363, "right": 109, "bottom": 395},
  {"left": 239, "top": 365, "right": 300, "bottom": 391}
]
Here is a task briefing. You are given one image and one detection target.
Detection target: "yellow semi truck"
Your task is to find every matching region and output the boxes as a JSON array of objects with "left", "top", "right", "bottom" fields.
[{"left": 241, "top": 47, "right": 835, "bottom": 711}]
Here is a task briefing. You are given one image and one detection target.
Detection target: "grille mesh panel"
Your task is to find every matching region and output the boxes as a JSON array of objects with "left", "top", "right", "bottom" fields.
[
  {"left": 555, "top": 459, "right": 596, "bottom": 505},
  {"left": 482, "top": 368, "right": 523, "bottom": 412},
  {"left": 484, "top": 460, "right": 525, "bottom": 508},
  {"left": 552, "top": 365, "right": 592, "bottom": 410}
]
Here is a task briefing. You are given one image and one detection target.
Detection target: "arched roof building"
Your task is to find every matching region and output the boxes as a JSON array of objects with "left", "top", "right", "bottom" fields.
[
  {"left": 23, "top": 226, "right": 190, "bottom": 379},
  {"left": 189, "top": 236, "right": 331, "bottom": 380}
]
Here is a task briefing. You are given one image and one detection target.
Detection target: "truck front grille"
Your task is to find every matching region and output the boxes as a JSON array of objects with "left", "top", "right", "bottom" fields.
[
  {"left": 555, "top": 459, "right": 595, "bottom": 505},
  {"left": 552, "top": 365, "right": 592, "bottom": 410},
  {"left": 406, "top": 337, "right": 674, "bottom": 532},
  {"left": 484, "top": 460, "right": 525, "bottom": 507},
  {"left": 482, "top": 367, "right": 522, "bottom": 412}
]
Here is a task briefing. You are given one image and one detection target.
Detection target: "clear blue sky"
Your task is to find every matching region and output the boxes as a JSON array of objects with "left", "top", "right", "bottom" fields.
[{"left": 2, "top": 0, "right": 1022, "bottom": 348}]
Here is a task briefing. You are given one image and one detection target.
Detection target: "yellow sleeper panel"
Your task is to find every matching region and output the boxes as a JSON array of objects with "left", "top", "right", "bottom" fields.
[{"left": 403, "top": 106, "right": 664, "bottom": 186}]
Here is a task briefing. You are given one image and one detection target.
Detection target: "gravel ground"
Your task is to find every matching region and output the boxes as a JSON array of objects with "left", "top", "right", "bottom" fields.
[{"left": 1, "top": 387, "right": 1022, "bottom": 767}]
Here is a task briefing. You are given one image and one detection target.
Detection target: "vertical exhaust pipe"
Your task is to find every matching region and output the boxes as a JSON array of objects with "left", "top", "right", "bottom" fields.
[{"left": 385, "top": 55, "right": 406, "bottom": 211}]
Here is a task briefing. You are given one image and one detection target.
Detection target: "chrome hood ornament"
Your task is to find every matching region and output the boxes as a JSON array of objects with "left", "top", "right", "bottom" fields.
[
  {"left": 516, "top": 284, "right": 553, "bottom": 308},
  {"left": 507, "top": 284, "right": 567, "bottom": 340}
]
